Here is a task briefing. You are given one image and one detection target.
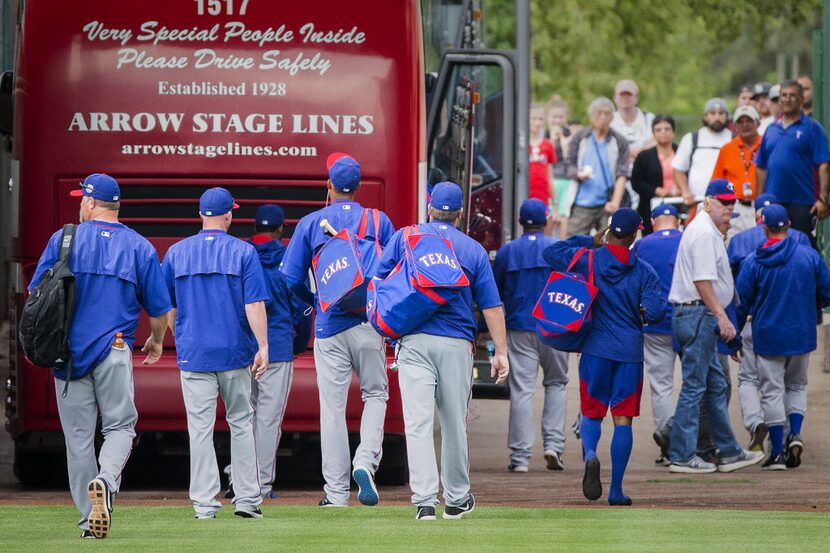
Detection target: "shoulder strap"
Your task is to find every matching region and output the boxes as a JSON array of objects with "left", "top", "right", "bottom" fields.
[
  {"left": 357, "top": 208, "right": 369, "bottom": 239},
  {"left": 59, "top": 224, "right": 77, "bottom": 263},
  {"left": 371, "top": 209, "right": 382, "bottom": 255},
  {"left": 689, "top": 131, "right": 699, "bottom": 164},
  {"left": 566, "top": 247, "right": 595, "bottom": 286}
]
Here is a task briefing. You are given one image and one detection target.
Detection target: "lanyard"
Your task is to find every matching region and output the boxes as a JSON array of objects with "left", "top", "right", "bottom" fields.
[{"left": 738, "top": 140, "right": 757, "bottom": 176}]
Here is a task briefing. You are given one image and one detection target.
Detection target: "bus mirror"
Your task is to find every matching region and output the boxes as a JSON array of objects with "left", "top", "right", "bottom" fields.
[{"left": 0, "top": 71, "right": 12, "bottom": 138}]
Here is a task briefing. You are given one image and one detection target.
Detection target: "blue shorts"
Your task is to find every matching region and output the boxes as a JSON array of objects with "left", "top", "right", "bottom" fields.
[{"left": 578, "top": 352, "right": 643, "bottom": 418}]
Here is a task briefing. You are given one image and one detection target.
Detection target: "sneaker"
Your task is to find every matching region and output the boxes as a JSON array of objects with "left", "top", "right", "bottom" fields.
[
  {"left": 582, "top": 457, "right": 602, "bottom": 501},
  {"left": 652, "top": 431, "right": 670, "bottom": 461},
  {"left": 717, "top": 449, "right": 764, "bottom": 473},
  {"left": 416, "top": 505, "right": 436, "bottom": 521},
  {"left": 762, "top": 452, "right": 787, "bottom": 471},
  {"left": 262, "top": 490, "right": 279, "bottom": 500},
  {"left": 224, "top": 483, "right": 234, "bottom": 499},
  {"left": 544, "top": 450, "right": 565, "bottom": 471},
  {"left": 234, "top": 508, "right": 263, "bottom": 519},
  {"left": 86, "top": 478, "right": 112, "bottom": 539},
  {"left": 654, "top": 455, "right": 670, "bottom": 467},
  {"left": 748, "top": 423, "right": 768, "bottom": 452},
  {"left": 443, "top": 494, "right": 475, "bottom": 520},
  {"left": 80, "top": 530, "right": 97, "bottom": 539},
  {"left": 786, "top": 434, "right": 803, "bottom": 468},
  {"left": 669, "top": 455, "right": 717, "bottom": 474},
  {"left": 572, "top": 413, "right": 582, "bottom": 440},
  {"left": 318, "top": 497, "right": 347, "bottom": 507},
  {"left": 195, "top": 513, "right": 216, "bottom": 520},
  {"left": 508, "top": 463, "right": 529, "bottom": 473},
  {"left": 352, "top": 467, "right": 379, "bottom": 506}
]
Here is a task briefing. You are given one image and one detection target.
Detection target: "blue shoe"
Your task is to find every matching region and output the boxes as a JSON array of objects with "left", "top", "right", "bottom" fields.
[{"left": 352, "top": 467, "right": 379, "bottom": 506}]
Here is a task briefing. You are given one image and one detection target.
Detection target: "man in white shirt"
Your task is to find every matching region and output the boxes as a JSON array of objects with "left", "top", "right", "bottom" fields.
[
  {"left": 611, "top": 79, "right": 655, "bottom": 163},
  {"left": 752, "top": 82, "right": 775, "bottom": 135},
  {"left": 667, "top": 179, "right": 764, "bottom": 474},
  {"left": 672, "top": 99, "right": 732, "bottom": 205}
]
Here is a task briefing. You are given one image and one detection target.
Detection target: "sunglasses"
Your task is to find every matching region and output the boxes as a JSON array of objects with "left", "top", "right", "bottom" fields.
[{"left": 716, "top": 198, "right": 736, "bottom": 206}]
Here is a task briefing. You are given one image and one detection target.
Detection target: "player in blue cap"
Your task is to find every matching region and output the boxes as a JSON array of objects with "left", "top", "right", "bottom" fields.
[
  {"left": 280, "top": 153, "right": 395, "bottom": 507},
  {"left": 493, "top": 198, "right": 569, "bottom": 472},
  {"left": 736, "top": 204, "right": 830, "bottom": 469},
  {"left": 726, "top": 194, "right": 811, "bottom": 452},
  {"left": 375, "top": 181, "right": 508, "bottom": 520},
  {"left": 631, "top": 204, "right": 683, "bottom": 464},
  {"left": 223, "top": 204, "right": 312, "bottom": 500},
  {"left": 543, "top": 208, "right": 665, "bottom": 506},
  {"left": 30, "top": 173, "right": 172, "bottom": 538},
  {"left": 162, "top": 187, "right": 270, "bottom": 519}
]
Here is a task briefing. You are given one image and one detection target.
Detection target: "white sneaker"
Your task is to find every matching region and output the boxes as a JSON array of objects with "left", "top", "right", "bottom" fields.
[
  {"left": 544, "top": 450, "right": 565, "bottom": 471},
  {"left": 669, "top": 455, "right": 717, "bottom": 474},
  {"left": 717, "top": 449, "right": 764, "bottom": 473}
]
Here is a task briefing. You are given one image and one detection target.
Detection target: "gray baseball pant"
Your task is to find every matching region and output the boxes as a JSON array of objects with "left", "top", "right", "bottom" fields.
[
  {"left": 737, "top": 325, "right": 764, "bottom": 433},
  {"left": 397, "top": 333, "right": 474, "bottom": 508},
  {"left": 507, "top": 330, "right": 569, "bottom": 466},
  {"left": 313, "top": 323, "right": 388, "bottom": 505},
  {"left": 756, "top": 353, "right": 809, "bottom": 426},
  {"left": 180, "top": 368, "right": 261, "bottom": 517},
  {"left": 252, "top": 361, "right": 293, "bottom": 496},
  {"left": 643, "top": 333, "right": 677, "bottom": 438},
  {"left": 54, "top": 346, "right": 136, "bottom": 531}
]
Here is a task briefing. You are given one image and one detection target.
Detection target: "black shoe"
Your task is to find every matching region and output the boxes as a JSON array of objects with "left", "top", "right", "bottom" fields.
[
  {"left": 653, "top": 431, "right": 670, "bottom": 461},
  {"left": 582, "top": 457, "right": 602, "bottom": 501},
  {"left": 224, "top": 483, "right": 234, "bottom": 499},
  {"left": 608, "top": 496, "right": 633, "bottom": 506},
  {"left": 762, "top": 452, "right": 787, "bottom": 471},
  {"left": 786, "top": 434, "right": 803, "bottom": 468},
  {"left": 80, "top": 530, "right": 97, "bottom": 539},
  {"left": 748, "top": 423, "right": 767, "bottom": 452},
  {"left": 86, "top": 478, "right": 112, "bottom": 539},
  {"left": 416, "top": 505, "right": 436, "bottom": 520},
  {"left": 234, "top": 508, "right": 263, "bottom": 518},
  {"left": 318, "top": 497, "right": 346, "bottom": 507},
  {"left": 443, "top": 494, "right": 475, "bottom": 519}
]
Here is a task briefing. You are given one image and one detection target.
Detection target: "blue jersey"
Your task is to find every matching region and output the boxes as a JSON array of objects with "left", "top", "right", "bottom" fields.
[
  {"left": 279, "top": 200, "right": 395, "bottom": 339},
  {"left": 737, "top": 236, "right": 830, "bottom": 356},
  {"left": 492, "top": 231, "right": 557, "bottom": 332},
  {"left": 631, "top": 229, "right": 682, "bottom": 335},
  {"left": 727, "top": 224, "right": 811, "bottom": 278},
  {"left": 376, "top": 221, "right": 502, "bottom": 341},
  {"left": 29, "top": 221, "right": 172, "bottom": 380},
  {"left": 544, "top": 236, "right": 665, "bottom": 363},
  {"left": 756, "top": 114, "right": 830, "bottom": 205},
  {"left": 252, "top": 237, "right": 311, "bottom": 362},
  {"left": 162, "top": 230, "right": 268, "bottom": 372}
]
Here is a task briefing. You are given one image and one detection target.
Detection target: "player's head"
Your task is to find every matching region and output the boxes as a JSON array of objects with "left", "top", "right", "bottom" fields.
[
  {"left": 650, "top": 204, "right": 679, "bottom": 232},
  {"left": 199, "top": 187, "right": 239, "bottom": 230},
  {"left": 519, "top": 198, "right": 548, "bottom": 232},
  {"left": 761, "top": 204, "right": 790, "bottom": 238},
  {"left": 326, "top": 152, "right": 361, "bottom": 197},
  {"left": 255, "top": 204, "right": 285, "bottom": 237},
  {"left": 429, "top": 181, "right": 463, "bottom": 225},
  {"left": 607, "top": 208, "right": 643, "bottom": 248}
]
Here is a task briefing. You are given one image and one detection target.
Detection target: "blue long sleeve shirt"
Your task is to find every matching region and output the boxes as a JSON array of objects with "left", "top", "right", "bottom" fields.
[
  {"left": 542, "top": 235, "right": 665, "bottom": 362},
  {"left": 631, "top": 228, "right": 682, "bottom": 335}
]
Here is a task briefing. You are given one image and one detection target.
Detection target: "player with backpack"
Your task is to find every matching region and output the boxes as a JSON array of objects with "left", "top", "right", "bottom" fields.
[
  {"left": 279, "top": 153, "right": 395, "bottom": 507},
  {"left": 23, "top": 174, "right": 172, "bottom": 538},
  {"left": 373, "top": 181, "right": 509, "bottom": 521},
  {"left": 542, "top": 208, "right": 665, "bottom": 506}
]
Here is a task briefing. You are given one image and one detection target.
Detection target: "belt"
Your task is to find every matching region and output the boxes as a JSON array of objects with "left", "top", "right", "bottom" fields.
[
  {"left": 674, "top": 300, "right": 704, "bottom": 306},
  {"left": 738, "top": 199, "right": 753, "bottom": 207}
]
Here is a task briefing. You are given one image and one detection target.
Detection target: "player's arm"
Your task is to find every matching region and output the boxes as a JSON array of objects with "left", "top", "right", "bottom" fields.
[
  {"left": 245, "top": 301, "right": 269, "bottom": 379},
  {"left": 482, "top": 306, "right": 508, "bottom": 385}
]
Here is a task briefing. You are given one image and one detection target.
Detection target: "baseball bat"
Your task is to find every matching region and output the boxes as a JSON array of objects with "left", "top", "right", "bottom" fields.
[{"left": 319, "top": 219, "right": 338, "bottom": 236}]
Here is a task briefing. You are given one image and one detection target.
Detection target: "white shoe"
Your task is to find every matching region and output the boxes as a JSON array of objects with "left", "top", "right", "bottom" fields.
[
  {"left": 717, "top": 449, "right": 764, "bottom": 473},
  {"left": 669, "top": 455, "right": 717, "bottom": 474}
]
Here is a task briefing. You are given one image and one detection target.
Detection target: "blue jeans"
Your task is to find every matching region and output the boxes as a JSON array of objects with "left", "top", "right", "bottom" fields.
[{"left": 670, "top": 305, "right": 741, "bottom": 463}]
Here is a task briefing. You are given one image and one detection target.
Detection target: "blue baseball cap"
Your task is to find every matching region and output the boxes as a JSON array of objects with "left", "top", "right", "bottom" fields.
[
  {"left": 705, "top": 179, "right": 738, "bottom": 201},
  {"left": 609, "top": 208, "right": 644, "bottom": 235},
  {"left": 255, "top": 204, "right": 284, "bottom": 227},
  {"left": 754, "top": 193, "right": 778, "bottom": 211},
  {"left": 519, "top": 198, "right": 548, "bottom": 226},
  {"left": 70, "top": 173, "right": 121, "bottom": 202},
  {"left": 762, "top": 204, "right": 790, "bottom": 228},
  {"left": 199, "top": 187, "right": 239, "bottom": 216},
  {"left": 651, "top": 204, "right": 678, "bottom": 219},
  {"left": 431, "top": 181, "right": 463, "bottom": 211},
  {"left": 326, "top": 152, "right": 361, "bottom": 193}
]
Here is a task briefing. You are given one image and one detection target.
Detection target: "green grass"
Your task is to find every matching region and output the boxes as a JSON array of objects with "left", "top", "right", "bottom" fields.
[{"left": 1, "top": 505, "right": 828, "bottom": 552}]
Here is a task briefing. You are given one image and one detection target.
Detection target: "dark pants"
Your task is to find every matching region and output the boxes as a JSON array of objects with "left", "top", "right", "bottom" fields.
[{"left": 783, "top": 203, "right": 815, "bottom": 247}]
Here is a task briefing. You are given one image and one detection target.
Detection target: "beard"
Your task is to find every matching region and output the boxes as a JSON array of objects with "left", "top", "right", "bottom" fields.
[{"left": 706, "top": 120, "right": 725, "bottom": 133}]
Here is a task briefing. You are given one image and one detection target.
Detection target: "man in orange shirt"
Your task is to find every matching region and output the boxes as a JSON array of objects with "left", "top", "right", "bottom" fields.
[{"left": 711, "top": 105, "right": 761, "bottom": 237}]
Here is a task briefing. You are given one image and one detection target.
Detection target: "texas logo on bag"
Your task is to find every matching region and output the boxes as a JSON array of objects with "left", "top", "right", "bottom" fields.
[
  {"left": 312, "top": 229, "right": 366, "bottom": 313},
  {"left": 406, "top": 232, "right": 469, "bottom": 289}
]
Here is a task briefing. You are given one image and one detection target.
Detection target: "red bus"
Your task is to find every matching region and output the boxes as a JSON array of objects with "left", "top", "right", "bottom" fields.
[{"left": 2, "top": 0, "right": 527, "bottom": 485}]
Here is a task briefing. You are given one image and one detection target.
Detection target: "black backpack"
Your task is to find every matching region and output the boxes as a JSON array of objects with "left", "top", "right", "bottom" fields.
[{"left": 19, "top": 224, "right": 77, "bottom": 395}]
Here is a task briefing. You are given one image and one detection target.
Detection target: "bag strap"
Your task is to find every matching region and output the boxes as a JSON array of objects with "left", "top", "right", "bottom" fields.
[
  {"left": 357, "top": 208, "right": 369, "bottom": 239},
  {"left": 372, "top": 208, "right": 382, "bottom": 255},
  {"left": 566, "top": 247, "right": 595, "bottom": 287},
  {"left": 58, "top": 223, "right": 77, "bottom": 398},
  {"left": 59, "top": 224, "right": 77, "bottom": 263}
]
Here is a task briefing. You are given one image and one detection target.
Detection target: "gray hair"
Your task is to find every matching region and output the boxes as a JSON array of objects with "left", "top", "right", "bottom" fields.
[
  {"left": 430, "top": 208, "right": 461, "bottom": 222},
  {"left": 587, "top": 97, "right": 615, "bottom": 117}
]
